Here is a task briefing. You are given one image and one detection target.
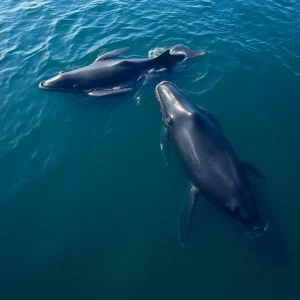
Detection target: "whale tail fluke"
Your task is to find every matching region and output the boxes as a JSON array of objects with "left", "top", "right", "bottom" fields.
[
  {"left": 170, "top": 44, "right": 205, "bottom": 58},
  {"left": 152, "top": 50, "right": 185, "bottom": 69}
]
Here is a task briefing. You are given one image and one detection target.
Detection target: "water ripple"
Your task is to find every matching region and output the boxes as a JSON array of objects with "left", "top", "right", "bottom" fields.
[{"left": 0, "top": 0, "right": 299, "bottom": 225}]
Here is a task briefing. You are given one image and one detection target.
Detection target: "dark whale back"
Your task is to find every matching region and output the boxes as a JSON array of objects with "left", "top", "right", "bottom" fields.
[
  {"left": 40, "top": 50, "right": 186, "bottom": 92},
  {"left": 156, "top": 81, "right": 262, "bottom": 232}
]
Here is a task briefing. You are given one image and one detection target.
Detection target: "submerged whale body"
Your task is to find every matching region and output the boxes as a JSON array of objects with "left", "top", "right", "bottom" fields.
[
  {"left": 39, "top": 45, "right": 205, "bottom": 97},
  {"left": 155, "top": 81, "right": 265, "bottom": 246}
]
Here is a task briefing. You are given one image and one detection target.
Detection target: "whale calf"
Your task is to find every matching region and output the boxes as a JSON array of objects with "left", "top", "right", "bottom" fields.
[
  {"left": 39, "top": 45, "right": 205, "bottom": 97},
  {"left": 155, "top": 81, "right": 265, "bottom": 246}
]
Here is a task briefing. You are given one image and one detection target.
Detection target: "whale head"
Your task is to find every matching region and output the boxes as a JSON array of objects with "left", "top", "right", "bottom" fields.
[
  {"left": 39, "top": 72, "right": 80, "bottom": 92},
  {"left": 155, "top": 81, "right": 195, "bottom": 126}
]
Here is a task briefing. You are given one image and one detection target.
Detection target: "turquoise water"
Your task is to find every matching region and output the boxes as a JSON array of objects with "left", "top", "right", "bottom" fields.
[{"left": 1, "top": 0, "right": 300, "bottom": 299}]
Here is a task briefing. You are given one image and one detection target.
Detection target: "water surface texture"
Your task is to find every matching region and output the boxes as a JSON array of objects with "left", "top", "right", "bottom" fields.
[{"left": 1, "top": 0, "right": 300, "bottom": 299}]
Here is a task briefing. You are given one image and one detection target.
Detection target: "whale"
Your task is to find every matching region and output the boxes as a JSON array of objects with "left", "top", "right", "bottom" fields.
[
  {"left": 155, "top": 81, "right": 265, "bottom": 246},
  {"left": 39, "top": 45, "right": 205, "bottom": 97}
]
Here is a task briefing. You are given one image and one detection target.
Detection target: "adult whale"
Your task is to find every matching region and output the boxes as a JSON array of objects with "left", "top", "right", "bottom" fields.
[
  {"left": 155, "top": 81, "right": 265, "bottom": 246},
  {"left": 39, "top": 45, "right": 205, "bottom": 97}
]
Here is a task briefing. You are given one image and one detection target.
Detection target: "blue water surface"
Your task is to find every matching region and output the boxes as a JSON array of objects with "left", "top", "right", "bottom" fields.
[{"left": 1, "top": 0, "right": 300, "bottom": 299}]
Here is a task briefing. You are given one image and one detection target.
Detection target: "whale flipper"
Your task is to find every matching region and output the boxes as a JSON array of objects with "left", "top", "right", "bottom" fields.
[
  {"left": 241, "top": 160, "right": 265, "bottom": 179},
  {"left": 94, "top": 47, "right": 130, "bottom": 62},
  {"left": 196, "top": 105, "right": 223, "bottom": 131},
  {"left": 178, "top": 182, "right": 200, "bottom": 246},
  {"left": 160, "top": 126, "right": 170, "bottom": 165},
  {"left": 87, "top": 87, "right": 133, "bottom": 97}
]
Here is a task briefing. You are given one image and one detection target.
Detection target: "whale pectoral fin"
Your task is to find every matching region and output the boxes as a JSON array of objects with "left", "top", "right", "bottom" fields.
[
  {"left": 160, "top": 126, "right": 170, "bottom": 165},
  {"left": 196, "top": 105, "right": 223, "bottom": 131},
  {"left": 178, "top": 183, "right": 200, "bottom": 247},
  {"left": 87, "top": 88, "right": 133, "bottom": 97},
  {"left": 94, "top": 47, "right": 129, "bottom": 62},
  {"left": 241, "top": 160, "right": 265, "bottom": 179}
]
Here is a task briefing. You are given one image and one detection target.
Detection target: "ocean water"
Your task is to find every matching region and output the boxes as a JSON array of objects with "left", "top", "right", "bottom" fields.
[{"left": 1, "top": 0, "right": 300, "bottom": 299}]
